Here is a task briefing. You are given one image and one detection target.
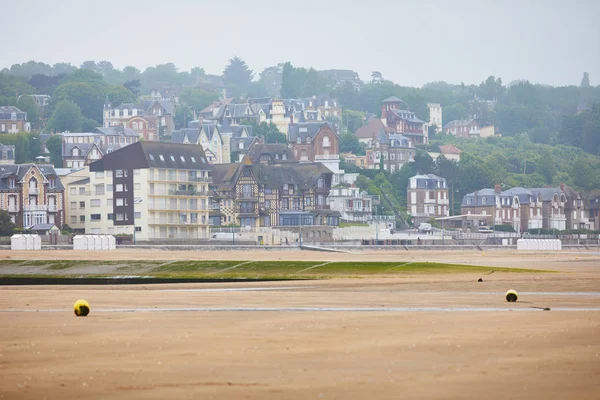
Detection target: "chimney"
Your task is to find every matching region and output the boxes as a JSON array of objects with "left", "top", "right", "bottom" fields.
[
  {"left": 560, "top": 182, "right": 565, "bottom": 192},
  {"left": 494, "top": 184, "right": 501, "bottom": 193}
]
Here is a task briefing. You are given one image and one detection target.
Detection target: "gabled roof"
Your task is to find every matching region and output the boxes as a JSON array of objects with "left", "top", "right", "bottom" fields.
[
  {"left": 93, "top": 126, "right": 138, "bottom": 137},
  {"left": 439, "top": 145, "right": 462, "bottom": 155},
  {"left": 246, "top": 143, "right": 297, "bottom": 164},
  {"left": 390, "top": 109, "right": 424, "bottom": 123},
  {"left": 141, "top": 99, "right": 175, "bottom": 115},
  {"left": 354, "top": 118, "right": 385, "bottom": 138},
  {"left": 211, "top": 162, "right": 332, "bottom": 192},
  {"left": 288, "top": 122, "right": 336, "bottom": 142},
  {"left": 0, "top": 164, "right": 64, "bottom": 191},
  {"left": 382, "top": 96, "right": 403, "bottom": 103},
  {"left": 443, "top": 119, "right": 477, "bottom": 129}
]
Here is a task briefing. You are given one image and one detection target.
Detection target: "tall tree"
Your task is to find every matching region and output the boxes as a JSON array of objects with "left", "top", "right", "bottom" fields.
[
  {"left": 0, "top": 210, "right": 15, "bottom": 236},
  {"left": 223, "top": 56, "right": 254, "bottom": 96},
  {"left": 48, "top": 100, "right": 82, "bottom": 133},
  {"left": 45, "top": 134, "right": 63, "bottom": 167},
  {"left": 106, "top": 85, "right": 136, "bottom": 106},
  {"left": 581, "top": 72, "right": 590, "bottom": 88},
  {"left": 178, "top": 87, "right": 218, "bottom": 111},
  {"left": 339, "top": 132, "right": 365, "bottom": 155},
  {"left": 16, "top": 95, "right": 40, "bottom": 129}
]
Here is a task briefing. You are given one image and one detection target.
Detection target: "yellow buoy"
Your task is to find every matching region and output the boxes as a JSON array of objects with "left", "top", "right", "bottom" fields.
[
  {"left": 505, "top": 290, "right": 518, "bottom": 302},
  {"left": 74, "top": 299, "right": 90, "bottom": 316}
]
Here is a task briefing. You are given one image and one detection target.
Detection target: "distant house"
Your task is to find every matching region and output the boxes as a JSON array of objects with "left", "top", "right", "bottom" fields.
[
  {"left": 381, "top": 97, "right": 427, "bottom": 144},
  {"left": 171, "top": 119, "right": 255, "bottom": 164},
  {"left": 0, "top": 163, "right": 65, "bottom": 229},
  {"left": 428, "top": 144, "right": 463, "bottom": 162},
  {"left": 407, "top": 174, "right": 449, "bottom": 225},
  {"left": 103, "top": 99, "right": 175, "bottom": 139},
  {"left": 288, "top": 122, "right": 339, "bottom": 166},
  {"left": 365, "top": 130, "right": 415, "bottom": 173},
  {"left": 0, "top": 106, "right": 31, "bottom": 133},
  {"left": 443, "top": 119, "right": 480, "bottom": 137},
  {"left": 211, "top": 160, "right": 339, "bottom": 229},
  {"left": 60, "top": 127, "right": 138, "bottom": 168}
]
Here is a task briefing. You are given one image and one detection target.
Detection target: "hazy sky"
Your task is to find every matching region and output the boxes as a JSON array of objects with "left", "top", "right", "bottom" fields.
[{"left": 2, "top": 0, "right": 599, "bottom": 87}]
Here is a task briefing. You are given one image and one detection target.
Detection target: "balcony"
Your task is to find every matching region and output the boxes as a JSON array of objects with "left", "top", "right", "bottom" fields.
[
  {"left": 28, "top": 188, "right": 39, "bottom": 195},
  {"left": 148, "top": 219, "right": 208, "bottom": 226},
  {"left": 237, "top": 193, "right": 258, "bottom": 201},
  {"left": 24, "top": 205, "right": 48, "bottom": 211},
  {"left": 168, "top": 189, "right": 207, "bottom": 196},
  {"left": 314, "top": 154, "right": 340, "bottom": 161},
  {"left": 189, "top": 176, "right": 212, "bottom": 183}
]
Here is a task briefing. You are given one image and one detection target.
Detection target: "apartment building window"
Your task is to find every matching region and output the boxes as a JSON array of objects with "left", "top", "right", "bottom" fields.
[
  {"left": 135, "top": 227, "right": 141, "bottom": 232},
  {"left": 107, "top": 198, "right": 113, "bottom": 206},
  {"left": 95, "top": 185, "right": 105, "bottom": 195},
  {"left": 70, "top": 201, "right": 77, "bottom": 210},
  {"left": 79, "top": 201, "right": 85, "bottom": 208},
  {"left": 116, "top": 198, "right": 128, "bottom": 207},
  {"left": 90, "top": 214, "right": 101, "bottom": 221},
  {"left": 134, "top": 212, "right": 141, "bottom": 219},
  {"left": 107, "top": 214, "right": 114, "bottom": 220},
  {"left": 70, "top": 216, "right": 77, "bottom": 224},
  {"left": 79, "top": 187, "right": 86, "bottom": 195},
  {"left": 80, "top": 216, "right": 85, "bottom": 222},
  {"left": 106, "top": 184, "right": 113, "bottom": 192},
  {"left": 134, "top": 183, "right": 141, "bottom": 190},
  {"left": 90, "top": 199, "right": 101, "bottom": 207},
  {"left": 116, "top": 184, "right": 127, "bottom": 192},
  {"left": 95, "top": 171, "right": 103, "bottom": 179},
  {"left": 116, "top": 213, "right": 125, "bottom": 221}
]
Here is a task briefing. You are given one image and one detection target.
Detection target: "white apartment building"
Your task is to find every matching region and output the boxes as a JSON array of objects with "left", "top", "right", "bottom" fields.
[{"left": 88, "top": 141, "right": 212, "bottom": 241}]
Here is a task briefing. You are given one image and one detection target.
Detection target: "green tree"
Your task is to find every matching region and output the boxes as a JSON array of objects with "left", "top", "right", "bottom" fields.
[
  {"left": 0, "top": 209, "right": 15, "bottom": 236},
  {"left": 174, "top": 105, "right": 194, "bottom": 129},
  {"left": 537, "top": 150, "right": 556, "bottom": 184},
  {"left": 281, "top": 62, "right": 301, "bottom": 99},
  {"left": 106, "top": 85, "right": 136, "bottom": 105},
  {"left": 339, "top": 132, "right": 365, "bottom": 155},
  {"left": 45, "top": 134, "right": 63, "bottom": 167},
  {"left": 343, "top": 109, "right": 366, "bottom": 133},
  {"left": 52, "top": 81, "right": 106, "bottom": 122},
  {"left": 178, "top": 87, "right": 218, "bottom": 111},
  {"left": 411, "top": 150, "right": 436, "bottom": 174},
  {"left": 123, "top": 79, "right": 141, "bottom": 96},
  {"left": 333, "top": 81, "right": 360, "bottom": 110},
  {"left": 571, "top": 157, "right": 598, "bottom": 191},
  {"left": 48, "top": 100, "right": 82, "bottom": 133},
  {"left": 16, "top": 95, "right": 40, "bottom": 128},
  {"left": 223, "top": 56, "right": 254, "bottom": 96}
]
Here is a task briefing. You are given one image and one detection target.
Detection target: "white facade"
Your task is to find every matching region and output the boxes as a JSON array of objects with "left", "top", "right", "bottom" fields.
[{"left": 427, "top": 103, "right": 442, "bottom": 133}]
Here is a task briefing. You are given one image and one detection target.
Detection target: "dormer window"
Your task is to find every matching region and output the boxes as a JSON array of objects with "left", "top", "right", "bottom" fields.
[
  {"left": 49, "top": 178, "right": 55, "bottom": 189},
  {"left": 307, "top": 137, "right": 312, "bottom": 144},
  {"left": 159, "top": 155, "right": 165, "bottom": 162},
  {"left": 8, "top": 177, "right": 15, "bottom": 189},
  {"left": 72, "top": 147, "right": 79, "bottom": 157},
  {"left": 297, "top": 137, "right": 302, "bottom": 144},
  {"left": 239, "top": 142, "right": 245, "bottom": 150}
]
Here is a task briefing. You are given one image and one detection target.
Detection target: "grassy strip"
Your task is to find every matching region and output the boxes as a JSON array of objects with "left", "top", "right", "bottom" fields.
[{"left": 0, "top": 260, "right": 552, "bottom": 284}]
